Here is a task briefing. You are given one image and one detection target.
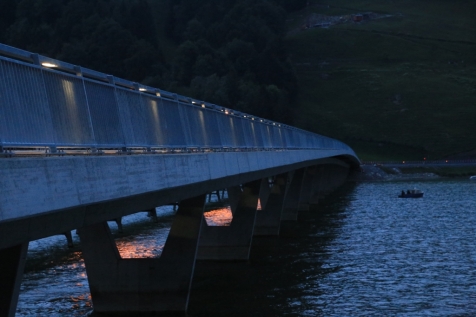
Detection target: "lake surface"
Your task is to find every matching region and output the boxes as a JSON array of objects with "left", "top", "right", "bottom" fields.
[{"left": 16, "top": 179, "right": 476, "bottom": 316}]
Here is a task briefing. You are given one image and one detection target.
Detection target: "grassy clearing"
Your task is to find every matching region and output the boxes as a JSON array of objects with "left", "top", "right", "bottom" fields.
[{"left": 287, "top": 0, "right": 476, "bottom": 160}]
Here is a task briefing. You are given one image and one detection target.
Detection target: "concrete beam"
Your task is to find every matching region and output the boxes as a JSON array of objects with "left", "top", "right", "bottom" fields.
[
  {"left": 77, "top": 195, "right": 206, "bottom": 314},
  {"left": 0, "top": 156, "right": 356, "bottom": 250}
]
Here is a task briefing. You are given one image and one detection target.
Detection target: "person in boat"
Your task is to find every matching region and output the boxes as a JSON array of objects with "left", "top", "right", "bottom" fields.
[
  {"left": 407, "top": 190, "right": 410, "bottom": 194},
  {"left": 401, "top": 190, "right": 405, "bottom": 196}
]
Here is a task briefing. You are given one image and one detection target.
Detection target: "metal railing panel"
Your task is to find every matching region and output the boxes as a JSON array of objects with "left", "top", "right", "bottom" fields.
[
  {"left": 203, "top": 110, "right": 222, "bottom": 147},
  {"left": 42, "top": 70, "right": 95, "bottom": 146},
  {"left": 0, "top": 60, "right": 56, "bottom": 146},
  {"left": 83, "top": 80, "right": 125, "bottom": 147},
  {"left": 262, "top": 124, "right": 274, "bottom": 148},
  {"left": 215, "top": 113, "right": 234, "bottom": 147},
  {"left": 178, "top": 102, "right": 208, "bottom": 147},
  {"left": 115, "top": 88, "right": 156, "bottom": 147},
  {"left": 230, "top": 116, "right": 247, "bottom": 148},
  {"left": 141, "top": 95, "right": 167, "bottom": 147},
  {"left": 271, "top": 126, "right": 284, "bottom": 148},
  {"left": 159, "top": 98, "right": 188, "bottom": 147},
  {"left": 240, "top": 120, "right": 255, "bottom": 148}
]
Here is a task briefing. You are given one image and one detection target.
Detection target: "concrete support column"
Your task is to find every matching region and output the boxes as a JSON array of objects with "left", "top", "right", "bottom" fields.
[
  {"left": 309, "top": 166, "right": 326, "bottom": 205},
  {"left": 227, "top": 185, "right": 242, "bottom": 215},
  {"left": 314, "top": 165, "right": 332, "bottom": 201},
  {"left": 298, "top": 166, "right": 317, "bottom": 211},
  {"left": 198, "top": 180, "right": 261, "bottom": 261},
  {"left": 77, "top": 194, "right": 206, "bottom": 315},
  {"left": 258, "top": 177, "right": 272, "bottom": 210},
  {"left": 254, "top": 173, "right": 290, "bottom": 236},
  {"left": 0, "top": 242, "right": 28, "bottom": 317},
  {"left": 282, "top": 168, "right": 304, "bottom": 221},
  {"left": 309, "top": 165, "right": 350, "bottom": 204},
  {"left": 146, "top": 208, "right": 158, "bottom": 223},
  {"left": 329, "top": 165, "right": 349, "bottom": 191},
  {"left": 63, "top": 231, "right": 74, "bottom": 248}
]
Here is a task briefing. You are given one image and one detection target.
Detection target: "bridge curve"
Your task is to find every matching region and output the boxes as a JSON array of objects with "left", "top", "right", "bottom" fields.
[{"left": 0, "top": 43, "right": 360, "bottom": 316}]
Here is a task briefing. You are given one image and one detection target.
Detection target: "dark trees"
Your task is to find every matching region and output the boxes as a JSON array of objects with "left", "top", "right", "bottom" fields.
[{"left": 1, "top": 0, "right": 298, "bottom": 123}]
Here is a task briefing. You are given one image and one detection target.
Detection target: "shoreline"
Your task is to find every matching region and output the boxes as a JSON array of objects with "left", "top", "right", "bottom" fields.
[{"left": 355, "top": 165, "right": 442, "bottom": 182}]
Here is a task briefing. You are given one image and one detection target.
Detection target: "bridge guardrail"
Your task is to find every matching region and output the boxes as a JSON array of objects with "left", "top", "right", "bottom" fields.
[{"left": 0, "top": 43, "right": 356, "bottom": 157}]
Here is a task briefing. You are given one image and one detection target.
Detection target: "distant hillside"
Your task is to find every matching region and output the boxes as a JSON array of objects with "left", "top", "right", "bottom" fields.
[{"left": 286, "top": 0, "right": 476, "bottom": 160}]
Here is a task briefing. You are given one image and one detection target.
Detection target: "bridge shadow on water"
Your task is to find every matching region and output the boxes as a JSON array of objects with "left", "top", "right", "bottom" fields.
[{"left": 186, "top": 183, "right": 357, "bottom": 317}]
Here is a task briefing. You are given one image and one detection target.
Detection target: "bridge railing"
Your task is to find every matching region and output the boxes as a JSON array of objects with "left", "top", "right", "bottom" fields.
[{"left": 0, "top": 43, "right": 355, "bottom": 156}]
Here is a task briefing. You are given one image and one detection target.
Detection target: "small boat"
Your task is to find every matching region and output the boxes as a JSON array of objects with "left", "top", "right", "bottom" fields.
[
  {"left": 398, "top": 189, "right": 423, "bottom": 198},
  {"left": 470, "top": 176, "right": 476, "bottom": 180}
]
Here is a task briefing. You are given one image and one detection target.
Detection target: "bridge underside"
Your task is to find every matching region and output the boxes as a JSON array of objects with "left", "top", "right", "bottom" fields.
[{"left": 0, "top": 150, "right": 358, "bottom": 316}]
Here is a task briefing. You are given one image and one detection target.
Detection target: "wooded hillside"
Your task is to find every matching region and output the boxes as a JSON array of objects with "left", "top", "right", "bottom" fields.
[{"left": 0, "top": 0, "right": 305, "bottom": 123}]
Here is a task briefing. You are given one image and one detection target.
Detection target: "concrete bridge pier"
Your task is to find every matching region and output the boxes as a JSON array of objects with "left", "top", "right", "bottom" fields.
[
  {"left": 0, "top": 242, "right": 28, "bottom": 317},
  {"left": 197, "top": 180, "right": 261, "bottom": 261},
  {"left": 258, "top": 177, "right": 272, "bottom": 210},
  {"left": 254, "top": 173, "right": 291, "bottom": 236},
  {"left": 309, "top": 166, "right": 327, "bottom": 205},
  {"left": 282, "top": 169, "right": 305, "bottom": 221},
  {"left": 328, "top": 165, "right": 350, "bottom": 192},
  {"left": 77, "top": 195, "right": 206, "bottom": 315},
  {"left": 298, "top": 166, "right": 318, "bottom": 212},
  {"left": 63, "top": 231, "right": 74, "bottom": 248},
  {"left": 146, "top": 208, "right": 159, "bottom": 223},
  {"left": 310, "top": 164, "right": 350, "bottom": 204}
]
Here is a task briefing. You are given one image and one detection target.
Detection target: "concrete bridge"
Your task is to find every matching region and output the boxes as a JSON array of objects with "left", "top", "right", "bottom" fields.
[{"left": 0, "top": 44, "right": 360, "bottom": 316}]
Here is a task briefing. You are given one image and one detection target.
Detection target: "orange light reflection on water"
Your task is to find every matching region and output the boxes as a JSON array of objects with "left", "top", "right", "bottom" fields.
[
  {"left": 116, "top": 242, "right": 166, "bottom": 259},
  {"left": 204, "top": 206, "right": 233, "bottom": 226}
]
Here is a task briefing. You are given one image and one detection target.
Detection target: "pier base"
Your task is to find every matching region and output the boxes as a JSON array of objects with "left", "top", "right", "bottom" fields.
[{"left": 78, "top": 195, "right": 206, "bottom": 314}]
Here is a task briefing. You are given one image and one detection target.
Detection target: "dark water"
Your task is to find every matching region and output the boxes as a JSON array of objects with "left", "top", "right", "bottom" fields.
[{"left": 17, "top": 179, "right": 476, "bottom": 316}]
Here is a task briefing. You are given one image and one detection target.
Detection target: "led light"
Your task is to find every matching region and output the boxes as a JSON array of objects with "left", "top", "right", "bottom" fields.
[
  {"left": 202, "top": 104, "right": 205, "bottom": 108},
  {"left": 156, "top": 92, "right": 161, "bottom": 97},
  {"left": 41, "top": 62, "right": 57, "bottom": 68},
  {"left": 139, "top": 88, "right": 146, "bottom": 92}
]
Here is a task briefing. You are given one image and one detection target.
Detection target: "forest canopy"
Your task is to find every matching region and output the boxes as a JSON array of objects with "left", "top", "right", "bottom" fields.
[{"left": 0, "top": 0, "right": 307, "bottom": 124}]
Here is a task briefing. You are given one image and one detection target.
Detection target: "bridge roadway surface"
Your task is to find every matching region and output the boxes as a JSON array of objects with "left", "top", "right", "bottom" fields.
[{"left": 0, "top": 149, "right": 359, "bottom": 316}]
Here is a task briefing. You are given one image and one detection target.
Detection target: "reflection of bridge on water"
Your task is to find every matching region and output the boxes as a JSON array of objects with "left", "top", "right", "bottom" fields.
[{"left": 0, "top": 43, "right": 360, "bottom": 316}]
